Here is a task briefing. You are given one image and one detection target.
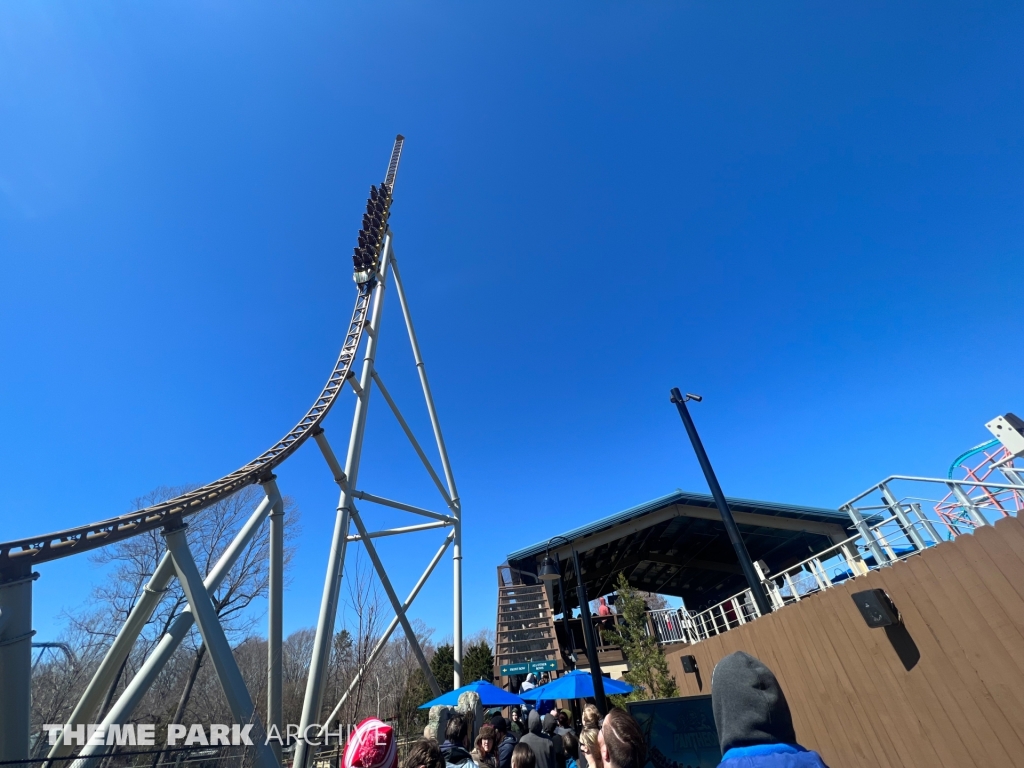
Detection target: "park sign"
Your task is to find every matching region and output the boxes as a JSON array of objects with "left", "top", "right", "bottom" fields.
[{"left": 500, "top": 659, "right": 558, "bottom": 676}]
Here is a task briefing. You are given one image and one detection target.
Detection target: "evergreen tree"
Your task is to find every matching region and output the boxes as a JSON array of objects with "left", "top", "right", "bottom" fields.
[
  {"left": 463, "top": 640, "right": 495, "bottom": 682},
  {"left": 431, "top": 643, "right": 456, "bottom": 693},
  {"left": 601, "top": 573, "right": 678, "bottom": 700},
  {"left": 397, "top": 667, "right": 433, "bottom": 737}
]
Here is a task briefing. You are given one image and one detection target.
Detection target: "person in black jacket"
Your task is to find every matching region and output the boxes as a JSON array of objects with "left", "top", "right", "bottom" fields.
[
  {"left": 490, "top": 716, "right": 517, "bottom": 768},
  {"left": 518, "top": 710, "right": 556, "bottom": 768},
  {"left": 542, "top": 715, "right": 566, "bottom": 768}
]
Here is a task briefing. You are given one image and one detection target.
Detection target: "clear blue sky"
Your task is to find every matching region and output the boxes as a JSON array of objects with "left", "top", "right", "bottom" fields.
[{"left": 2, "top": 1, "right": 1021, "bottom": 644}]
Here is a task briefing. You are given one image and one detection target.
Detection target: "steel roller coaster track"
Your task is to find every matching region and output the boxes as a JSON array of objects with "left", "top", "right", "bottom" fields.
[{"left": 0, "top": 135, "right": 405, "bottom": 571}]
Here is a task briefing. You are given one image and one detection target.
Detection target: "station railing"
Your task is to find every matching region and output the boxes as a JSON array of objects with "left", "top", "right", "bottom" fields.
[{"left": 643, "top": 471, "right": 1024, "bottom": 646}]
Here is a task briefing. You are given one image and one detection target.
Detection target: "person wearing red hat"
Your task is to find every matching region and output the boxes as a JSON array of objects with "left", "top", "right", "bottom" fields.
[{"left": 344, "top": 718, "right": 398, "bottom": 768}]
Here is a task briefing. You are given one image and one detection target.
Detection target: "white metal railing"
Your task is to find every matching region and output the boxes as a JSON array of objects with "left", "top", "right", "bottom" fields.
[{"left": 650, "top": 469, "right": 1023, "bottom": 646}]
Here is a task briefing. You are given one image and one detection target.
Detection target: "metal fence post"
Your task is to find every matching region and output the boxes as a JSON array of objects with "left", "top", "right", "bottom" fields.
[
  {"left": 842, "top": 503, "right": 890, "bottom": 566},
  {"left": 879, "top": 484, "right": 928, "bottom": 550},
  {"left": 948, "top": 482, "right": 990, "bottom": 529}
]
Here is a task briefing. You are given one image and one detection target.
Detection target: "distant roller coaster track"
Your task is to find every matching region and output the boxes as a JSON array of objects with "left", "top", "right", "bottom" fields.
[{"left": 0, "top": 135, "right": 406, "bottom": 570}]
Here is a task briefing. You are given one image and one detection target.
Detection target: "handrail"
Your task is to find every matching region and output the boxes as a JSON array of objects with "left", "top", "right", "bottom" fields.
[
  {"left": 840, "top": 474, "right": 1023, "bottom": 508},
  {"left": 497, "top": 564, "right": 543, "bottom": 587},
  {"left": 673, "top": 467, "right": 1022, "bottom": 645},
  {"left": 679, "top": 515, "right": 932, "bottom": 644}
]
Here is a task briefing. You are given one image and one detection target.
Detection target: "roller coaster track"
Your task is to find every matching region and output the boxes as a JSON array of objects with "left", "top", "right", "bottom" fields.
[{"left": 0, "top": 135, "right": 406, "bottom": 571}]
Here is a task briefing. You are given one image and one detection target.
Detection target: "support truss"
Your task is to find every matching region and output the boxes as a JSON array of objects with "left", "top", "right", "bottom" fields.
[
  {"left": 3, "top": 137, "right": 461, "bottom": 768},
  {"left": 293, "top": 233, "right": 463, "bottom": 768}
]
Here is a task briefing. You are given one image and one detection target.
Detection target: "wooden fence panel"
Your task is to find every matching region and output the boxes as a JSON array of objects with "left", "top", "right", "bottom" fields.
[{"left": 664, "top": 514, "right": 1024, "bottom": 768}]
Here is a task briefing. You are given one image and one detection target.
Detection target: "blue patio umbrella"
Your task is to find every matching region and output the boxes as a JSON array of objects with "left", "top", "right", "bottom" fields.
[
  {"left": 518, "top": 671, "right": 634, "bottom": 700},
  {"left": 419, "top": 680, "right": 526, "bottom": 709}
]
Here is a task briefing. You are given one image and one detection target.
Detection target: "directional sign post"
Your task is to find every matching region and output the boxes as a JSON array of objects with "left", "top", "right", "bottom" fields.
[{"left": 500, "top": 660, "right": 558, "bottom": 677}]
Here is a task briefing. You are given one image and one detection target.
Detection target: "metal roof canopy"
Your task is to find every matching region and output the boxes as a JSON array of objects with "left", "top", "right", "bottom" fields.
[{"left": 506, "top": 490, "right": 854, "bottom": 613}]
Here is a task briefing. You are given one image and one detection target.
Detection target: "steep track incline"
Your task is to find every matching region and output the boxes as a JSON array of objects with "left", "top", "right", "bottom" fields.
[{"left": 0, "top": 135, "right": 405, "bottom": 569}]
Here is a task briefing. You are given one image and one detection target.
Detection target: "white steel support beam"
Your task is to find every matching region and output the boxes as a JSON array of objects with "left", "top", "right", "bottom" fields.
[
  {"left": 44, "top": 552, "right": 177, "bottom": 763},
  {"left": 389, "top": 254, "right": 463, "bottom": 687},
  {"left": 264, "top": 476, "right": 285, "bottom": 764},
  {"left": 295, "top": 238, "right": 391, "bottom": 768},
  {"left": 347, "top": 520, "right": 451, "bottom": 541},
  {"left": 164, "top": 525, "right": 276, "bottom": 768},
  {"left": 351, "top": 490, "right": 455, "bottom": 523},
  {"left": 69, "top": 489, "right": 279, "bottom": 768}
]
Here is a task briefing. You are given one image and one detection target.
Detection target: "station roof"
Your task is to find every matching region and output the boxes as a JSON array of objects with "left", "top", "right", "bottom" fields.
[{"left": 505, "top": 490, "right": 854, "bottom": 612}]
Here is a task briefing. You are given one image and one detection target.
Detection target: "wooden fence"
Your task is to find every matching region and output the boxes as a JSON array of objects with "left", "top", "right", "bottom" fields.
[{"left": 663, "top": 512, "right": 1024, "bottom": 767}]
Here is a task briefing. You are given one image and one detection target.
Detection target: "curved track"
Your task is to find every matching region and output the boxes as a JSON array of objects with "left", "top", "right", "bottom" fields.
[{"left": 0, "top": 136, "right": 405, "bottom": 569}]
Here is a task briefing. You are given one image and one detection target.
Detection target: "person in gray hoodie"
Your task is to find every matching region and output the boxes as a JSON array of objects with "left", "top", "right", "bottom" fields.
[
  {"left": 711, "top": 651, "right": 830, "bottom": 767},
  {"left": 518, "top": 710, "right": 557, "bottom": 768}
]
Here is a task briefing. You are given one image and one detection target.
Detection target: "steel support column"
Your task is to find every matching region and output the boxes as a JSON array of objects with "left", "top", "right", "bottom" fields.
[
  {"left": 390, "top": 254, "right": 463, "bottom": 687},
  {"left": 295, "top": 239, "right": 391, "bottom": 768},
  {"left": 842, "top": 504, "right": 889, "bottom": 567},
  {"left": 0, "top": 566, "right": 37, "bottom": 764},
  {"left": 265, "top": 476, "right": 284, "bottom": 763},
  {"left": 879, "top": 484, "right": 928, "bottom": 550},
  {"left": 947, "top": 482, "right": 991, "bottom": 529},
  {"left": 164, "top": 524, "right": 276, "bottom": 768}
]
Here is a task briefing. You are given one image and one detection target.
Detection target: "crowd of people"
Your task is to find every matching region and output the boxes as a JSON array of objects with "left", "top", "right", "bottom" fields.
[
  {"left": 348, "top": 652, "right": 828, "bottom": 768},
  {"left": 400, "top": 702, "right": 645, "bottom": 768}
]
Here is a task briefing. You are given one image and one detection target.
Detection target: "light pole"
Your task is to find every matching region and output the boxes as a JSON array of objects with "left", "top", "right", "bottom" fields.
[
  {"left": 538, "top": 536, "right": 607, "bottom": 714},
  {"left": 670, "top": 388, "right": 773, "bottom": 617}
]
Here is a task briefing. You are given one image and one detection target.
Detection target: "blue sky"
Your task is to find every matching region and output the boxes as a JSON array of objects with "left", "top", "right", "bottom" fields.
[{"left": 2, "top": 1, "right": 1022, "bottom": 644}]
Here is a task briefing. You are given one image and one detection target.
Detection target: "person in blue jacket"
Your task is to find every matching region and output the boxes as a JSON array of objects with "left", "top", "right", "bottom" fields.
[
  {"left": 490, "top": 716, "right": 518, "bottom": 768},
  {"left": 711, "top": 652, "right": 830, "bottom": 767}
]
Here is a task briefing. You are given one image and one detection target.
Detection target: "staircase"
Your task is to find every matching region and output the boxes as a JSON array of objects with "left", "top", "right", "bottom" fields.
[{"left": 494, "top": 566, "right": 562, "bottom": 681}]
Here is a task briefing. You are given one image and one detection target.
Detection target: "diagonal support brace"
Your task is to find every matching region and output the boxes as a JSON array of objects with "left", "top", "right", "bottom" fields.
[
  {"left": 68, "top": 489, "right": 279, "bottom": 768},
  {"left": 319, "top": 530, "right": 454, "bottom": 731},
  {"left": 348, "top": 503, "right": 442, "bottom": 697},
  {"left": 45, "top": 552, "right": 177, "bottom": 763},
  {"left": 371, "top": 370, "right": 455, "bottom": 512},
  {"left": 164, "top": 524, "right": 276, "bottom": 768}
]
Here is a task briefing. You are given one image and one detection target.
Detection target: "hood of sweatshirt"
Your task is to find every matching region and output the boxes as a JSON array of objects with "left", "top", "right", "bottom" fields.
[
  {"left": 441, "top": 743, "right": 474, "bottom": 765},
  {"left": 711, "top": 651, "right": 796, "bottom": 753},
  {"left": 527, "top": 710, "right": 543, "bottom": 735},
  {"left": 541, "top": 715, "right": 557, "bottom": 736}
]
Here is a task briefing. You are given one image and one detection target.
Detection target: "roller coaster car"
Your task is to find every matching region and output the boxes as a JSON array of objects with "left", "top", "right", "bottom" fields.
[
  {"left": 351, "top": 182, "right": 392, "bottom": 288},
  {"left": 353, "top": 266, "right": 379, "bottom": 287}
]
